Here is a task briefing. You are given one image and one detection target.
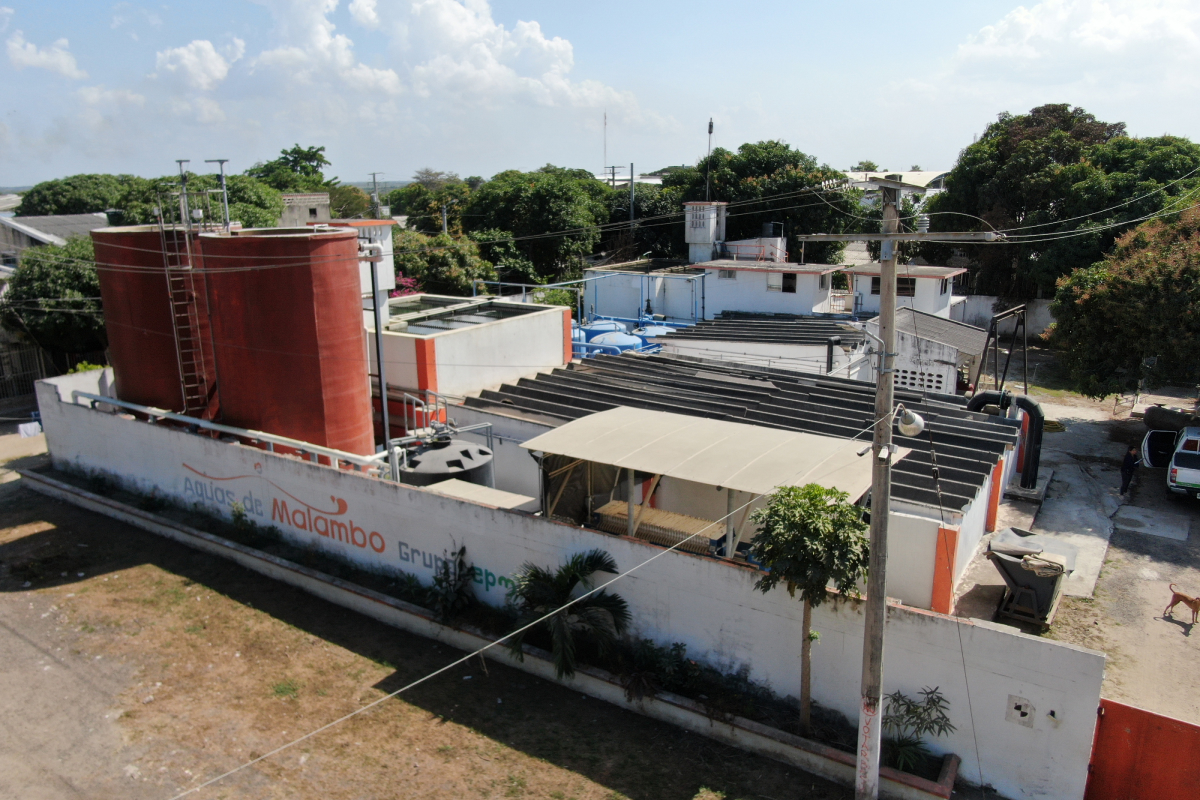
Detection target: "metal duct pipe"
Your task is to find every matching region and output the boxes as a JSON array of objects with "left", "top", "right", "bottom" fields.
[
  {"left": 967, "top": 390, "right": 1044, "bottom": 490},
  {"left": 826, "top": 335, "right": 841, "bottom": 374},
  {"left": 1014, "top": 395, "right": 1045, "bottom": 489}
]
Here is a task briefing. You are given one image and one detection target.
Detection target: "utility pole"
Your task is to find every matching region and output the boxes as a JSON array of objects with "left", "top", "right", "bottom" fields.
[
  {"left": 176, "top": 159, "right": 191, "bottom": 227},
  {"left": 856, "top": 183, "right": 899, "bottom": 800},
  {"left": 791, "top": 182, "right": 1001, "bottom": 800},
  {"left": 441, "top": 203, "right": 448, "bottom": 234},
  {"left": 369, "top": 171, "right": 384, "bottom": 218},
  {"left": 603, "top": 110, "right": 607, "bottom": 179},
  {"left": 705, "top": 118, "right": 713, "bottom": 201},
  {"left": 204, "top": 159, "right": 231, "bottom": 230},
  {"left": 604, "top": 165, "right": 624, "bottom": 188},
  {"left": 629, "top": 163, "right": 635, "bottom": 222}
]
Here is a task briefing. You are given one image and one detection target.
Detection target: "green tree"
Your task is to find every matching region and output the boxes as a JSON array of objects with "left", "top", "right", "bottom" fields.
[
  {"left": 244, "top": 144, "right": 335, "bottom": 192},
  {"left": 467, "top": 228, "right": 538, "bottom": 284},
  {"left": 393, "top": 228, "right": 497, "bottom": 296},
  {"left": 111, "top": 173, "right": 283, "bottom": 228},
  {"left": 506, "top": 549, "right": 631, "bottom": 679},
  {"left": 851, "top": 160, "right": 881, "bottom": 172},
  {"left": 0, "top": 237, "right": 105, "bottom": 361},
  {"left": 749, "top": 484, "right": 869, "bottom": 734},
  {"left": 1050, "top": 206, "right": 1200, "bottom": 397},
  {"left": 16, "top": 174, "right": 127, "bottom": 216},
  {"left": 463, "top": 166, "right": 611, "bottom": 281},
  {"left": 663, "top": 141, "right": 859, "bottom": 264},
  {"left": 606, "top": 182, "right": 686, "bottom": 259},
  {"left": 329, "top": 185, "right": 371, "bottom": 219},
  {"left": 919, "top": 104, "right": 1200, "bottom": 297}
]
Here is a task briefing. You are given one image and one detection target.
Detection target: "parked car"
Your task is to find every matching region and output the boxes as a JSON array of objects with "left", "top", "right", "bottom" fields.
[{"left": 1142, "top": 426, "right": 1200, "bottom": 497}]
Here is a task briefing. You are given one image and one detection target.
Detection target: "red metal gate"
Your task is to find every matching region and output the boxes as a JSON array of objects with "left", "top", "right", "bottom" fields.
[{"left": 1084, "top": 699, "right": 1200, "bottom": 799}]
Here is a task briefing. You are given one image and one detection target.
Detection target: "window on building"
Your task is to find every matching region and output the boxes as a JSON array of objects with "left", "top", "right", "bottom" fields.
[
  {"left": 718, "top": 269, "right": 737, "bottom": 280},
  {"left": 870, "top": 277, "right": 917, "bottom": 296},
  {"left": 782, "top": 273, "right": 797, "bottom": 293},
  {"left": 309, "top": 207, "right": 318, "bottom": 219},
  {"left": 940, "top": 278, "right": 949, "bottom": 295},
  {"left": 819, "top": 272, "right": 830, "bottom": 290},
  {"left": 767, "top": 272, "right": 782, "bottom": 292}
]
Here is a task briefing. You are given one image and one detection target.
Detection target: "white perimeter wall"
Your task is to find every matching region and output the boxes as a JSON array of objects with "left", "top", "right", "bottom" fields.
[
  {"left": 951, "top": 296, "right": 1055, "bottom": 337},
  {"left": 37, "top": 370, "right": 1104, "bottom": 800},
  {"left": 584, "top": 270, "right": 701, "bottom": 324}
]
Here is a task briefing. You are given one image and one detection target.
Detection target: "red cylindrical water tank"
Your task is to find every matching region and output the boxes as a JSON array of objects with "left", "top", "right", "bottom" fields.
[
  {"left": 197, "top": 228, "right": 373, "bottom": 455},
  {"left": 91, "top": 226, "right": 204, "bottom": 412}
]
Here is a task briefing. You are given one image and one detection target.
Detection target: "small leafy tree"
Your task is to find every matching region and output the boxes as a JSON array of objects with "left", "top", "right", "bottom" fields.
[
  {"left": 507, "top": 549, "right": 630, "bottom": 679},
  {"left": 16, "top": 173, "right": 127, "bottom": 216},
  {"left": 329, "top": 185, "right": 371, "bottom": 219},
  {"left": 749, "top": 483, "right": 869, "bottom": 734},
  {"left": 882, "top": 686, "right": 955, "bottom": 773},
  {"left": 427, "top": 545, "right": 475, "bottom": 624},
  {"left": 850, "top": 160, "right": 881, "bottom": 172}
]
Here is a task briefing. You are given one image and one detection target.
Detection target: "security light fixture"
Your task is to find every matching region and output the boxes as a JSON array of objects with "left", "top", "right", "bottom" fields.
[{"left": 894, "top": 403, "right": 925, "bottom": 437}]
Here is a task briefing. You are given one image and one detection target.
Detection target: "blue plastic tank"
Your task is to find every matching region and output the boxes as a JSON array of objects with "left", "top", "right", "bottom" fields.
[
  {"left": 589, "top": 331, "right": 643, "bottom": 353},
  {"left": 632, "top": 324, "right": 673, "bottom": 342},
  {"left": 581, "top": 319, "right": 627, "bottom": 341}
]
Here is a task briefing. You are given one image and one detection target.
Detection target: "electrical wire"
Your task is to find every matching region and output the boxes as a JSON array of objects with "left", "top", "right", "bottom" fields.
[{"left": 161, "top": 404, "right": 895, "bottom": 799}]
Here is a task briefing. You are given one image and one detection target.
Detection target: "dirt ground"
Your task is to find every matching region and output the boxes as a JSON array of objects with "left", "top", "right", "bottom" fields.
[
  {"left": 0, "top": 454, "right": 862, "bottom": 800},
  {"left": 948, "top": 372, "right": 1200, "bottom": 726}
]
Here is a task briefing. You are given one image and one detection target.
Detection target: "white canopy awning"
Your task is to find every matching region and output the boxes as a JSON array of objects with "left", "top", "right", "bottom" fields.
[{"left": 521, "top": 406, "right": 908, "bottom": 500}]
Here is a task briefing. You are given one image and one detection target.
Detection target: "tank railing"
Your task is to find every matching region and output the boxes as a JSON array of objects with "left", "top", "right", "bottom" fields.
[
  {"left": 590, "top": 315, "right": 694, "bottom": 330},
  {"left": 71, "top": 389, "right": 497, "bottom": 487},
  {"left": 572, "top": 342, "right": 623, "bottom": 358},
  {"left": 70, "top": 391, "right": 384, "bottom": 473}
]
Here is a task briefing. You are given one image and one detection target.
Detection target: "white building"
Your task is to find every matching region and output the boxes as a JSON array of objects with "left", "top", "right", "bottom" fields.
[{"left": 843, "top": 263, "right": 966, "bottom": 318}]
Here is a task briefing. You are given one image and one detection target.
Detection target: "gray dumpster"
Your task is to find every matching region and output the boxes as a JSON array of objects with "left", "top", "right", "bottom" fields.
[{"left": 986, "top": 527, "right": 1078, "bottom": 629}]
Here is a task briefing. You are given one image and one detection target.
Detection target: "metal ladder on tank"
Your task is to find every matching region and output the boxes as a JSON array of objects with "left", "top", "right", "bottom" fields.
[{"left": 159, "top": 223, "right": 214, "bottom": 416}]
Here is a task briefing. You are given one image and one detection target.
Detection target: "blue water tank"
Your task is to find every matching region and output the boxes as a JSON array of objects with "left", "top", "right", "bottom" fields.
[
  {"left": 581, "top": 319, "right": 627, "bottom": 341},
  {"left": 571, "top": 323, "right": 587, "bottom": 344},
  {"left": 590, "top": 331, "right": 643, "bottom": 353},
  {"left": 632, "top": 324, "right": 673, "bottom": 342}
]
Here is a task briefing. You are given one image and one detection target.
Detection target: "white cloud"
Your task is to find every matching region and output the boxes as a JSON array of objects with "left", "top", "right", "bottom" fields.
[
  {"left": 6, "top": 30, "right": 87, "bottom": 79},
  {"left": 252, "top": 0, "right": 402, "bottom": 95},
  {"left": 348, "top": 0, "right": 379, "bottom": 29},
  {"left": 156, "top": 38, "right": 244, "bottom": 91},
  {"left": 938, "top": 0, "right": 1200, "bottom": 96},
  {"left": 0, "top": 7, "right": 13, "bottom": 34}
]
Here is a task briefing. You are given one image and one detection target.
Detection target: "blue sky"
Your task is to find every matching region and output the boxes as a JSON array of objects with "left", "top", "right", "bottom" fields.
[{"left": 2, "top": 1, "right": 1198, "bottom": 186}]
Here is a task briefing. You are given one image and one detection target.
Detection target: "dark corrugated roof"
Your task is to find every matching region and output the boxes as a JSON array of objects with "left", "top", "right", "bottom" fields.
[
  {"left": 3, "top": 214, "right": 109, "bottom": 243},
  {"left": 654, "top": 316, "right": 864, "bottom": 347},
  {"left": 464, "top": 351, "right": 1018, "bottom": 512},
  {"left": 889, "top": 308, "right": 988, "bottom": 357}
]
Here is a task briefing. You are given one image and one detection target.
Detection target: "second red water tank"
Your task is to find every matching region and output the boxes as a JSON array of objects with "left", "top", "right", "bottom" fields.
[{"left": 197, "top": 227, "right": 373, "bottom": 455}]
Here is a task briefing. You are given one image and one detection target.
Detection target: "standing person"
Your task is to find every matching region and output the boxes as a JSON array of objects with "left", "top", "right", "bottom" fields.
[{"left": 1120, "top": 445, "right": 1140, "bottom": 496}]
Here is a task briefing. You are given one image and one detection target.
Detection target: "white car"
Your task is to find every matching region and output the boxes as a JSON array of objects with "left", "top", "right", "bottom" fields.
[{"left": 1143, "top": 425, "right": 1200, "bottom": 497}]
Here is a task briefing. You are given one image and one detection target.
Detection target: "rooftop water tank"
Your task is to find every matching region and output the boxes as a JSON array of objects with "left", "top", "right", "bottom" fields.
[
  {"left": 571, "top": 323, "right": 588, "bottom": 343},
  {"left": 632, "top": 324, "right": 673, "bottom": 341},
  {"left": 90, "top": 226, "right": 215, "bottom": 413},
  {"left": 581, "top": 319, "right": 627, "bottom": 341},
  {"left": 589, "top": 331, "right": 643, "bottom": 353},
  {"left": 398, "top": 438, "right": 494, "bottom": 487},
  {"left": 198, "top": 227, "right": 374, "bottom": 455}
]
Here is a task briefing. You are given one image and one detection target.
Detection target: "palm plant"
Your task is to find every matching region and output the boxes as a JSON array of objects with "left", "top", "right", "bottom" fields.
[{"left": 506, "top": 549, "right": 631, "bottom": 679}]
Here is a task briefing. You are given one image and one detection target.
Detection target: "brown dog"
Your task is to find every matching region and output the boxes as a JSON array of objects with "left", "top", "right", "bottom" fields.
[{"left": 1164, "top": 583, "right": 1200, "bottom": 625}]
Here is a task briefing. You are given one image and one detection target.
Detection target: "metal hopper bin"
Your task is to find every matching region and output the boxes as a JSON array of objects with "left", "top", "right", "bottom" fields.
[{"left": 986, "top": 527, "right": 1078, "bottom": 629}]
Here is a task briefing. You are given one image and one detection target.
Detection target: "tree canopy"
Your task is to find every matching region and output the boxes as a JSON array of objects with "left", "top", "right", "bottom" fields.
[
  {"left": 663, "top": 141, "right": 859, "bottom": 264},
  {"left": 0, "top": 237, "right": 105, "bottom": 359},
  {"left": 462, "top": 166, "right": 610, "bottom": 281},
  {"left": 392, "top": 228, "right": 497, "bottom": 296},
  {"left": 243, "top": 144, "right": 336, "bottom": 193},
  {"left": 920, "top": 104, "right": 1200, "bottom": 297},
  {"left": 329, "top": 185, "right": 371, "bottom": 219},
  {"left": 1050, "top": 206, "right": 1200, "bottom": 397},
  {"left": 850, "top": 160, "right": 881, "bottom": 172},
  {"left": 15, "top": 174, "right": 127, "bottom": 216},
  {"left": 111, "top": 173, "right": 283, "bottom": 228}
]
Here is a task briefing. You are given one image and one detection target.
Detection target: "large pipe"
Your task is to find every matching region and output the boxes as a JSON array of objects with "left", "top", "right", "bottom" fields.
[
  {"left": 1014, "top": 396, "right": 1044, "bottom": 489},
  {"left": 968, "top": 390, "right": 1044, "bottom": 490},
  {"left": 826, "top": 335, "right": 841, "bottom": 374}
]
